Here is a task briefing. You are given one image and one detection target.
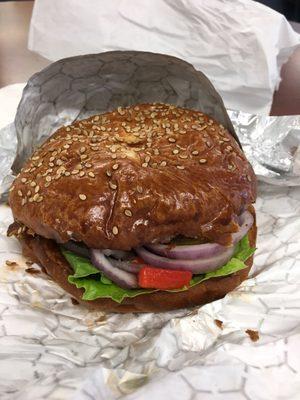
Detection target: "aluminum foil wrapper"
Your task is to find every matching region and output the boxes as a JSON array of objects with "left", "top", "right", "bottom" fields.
[
  {"left": 228, "top": 110, "right": 300, "bottom": 186},
  {"left": 0, "top": 52, "right": 300, "bottom": 399}
]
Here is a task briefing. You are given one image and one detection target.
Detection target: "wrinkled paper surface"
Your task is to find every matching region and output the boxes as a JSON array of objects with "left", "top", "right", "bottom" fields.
[
  {"left": 0, "top": 52, "right": 300, "bottom": 399},
  {"left": 28, "top": 0, "right": 300, "bottom": 114}
]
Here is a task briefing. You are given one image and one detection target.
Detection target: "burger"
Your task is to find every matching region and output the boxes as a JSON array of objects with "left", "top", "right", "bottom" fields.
[{"left": 7, "top": 103, "right": 257, "bottom": 313}]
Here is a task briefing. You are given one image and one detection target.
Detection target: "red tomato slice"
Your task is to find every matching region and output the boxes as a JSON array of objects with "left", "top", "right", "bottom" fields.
[{"left": 138, "top": 266, "right": 192, "bottom": 290}]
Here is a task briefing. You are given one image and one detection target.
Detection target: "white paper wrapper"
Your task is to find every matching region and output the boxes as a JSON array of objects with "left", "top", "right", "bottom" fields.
[{"left": 28, "top": 0, "right": 300, "bottom": 115}]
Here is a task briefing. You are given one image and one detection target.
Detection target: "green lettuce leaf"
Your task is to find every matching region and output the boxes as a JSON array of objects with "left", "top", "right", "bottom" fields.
[{"left": 62, "top": 235, "right": 256, "bottom": 303}]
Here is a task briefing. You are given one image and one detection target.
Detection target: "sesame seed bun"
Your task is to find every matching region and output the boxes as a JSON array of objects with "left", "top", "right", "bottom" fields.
[
  {"left": 19, "top": 205, "right": 256, "bottom": 312},
  {"left": 9, "top": 103, "right": 256, "bottom": 250}
]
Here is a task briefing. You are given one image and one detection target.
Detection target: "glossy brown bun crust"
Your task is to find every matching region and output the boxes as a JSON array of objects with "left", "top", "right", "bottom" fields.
[
  {"left": 20, "top": 206, "right": 256, "bottom": 313},
  {"left": 9, "top": 104, "right": 256, "bottom": 250}
]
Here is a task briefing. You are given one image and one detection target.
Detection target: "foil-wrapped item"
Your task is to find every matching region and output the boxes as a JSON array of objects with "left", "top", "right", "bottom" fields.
[{"left": 0, "top": 51, "right": 300, "bottom": 400}]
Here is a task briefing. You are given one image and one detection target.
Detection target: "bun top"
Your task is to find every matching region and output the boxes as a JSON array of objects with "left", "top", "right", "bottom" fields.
[{"left": 9, "top": 103, "right": 256, "bottom": 249}]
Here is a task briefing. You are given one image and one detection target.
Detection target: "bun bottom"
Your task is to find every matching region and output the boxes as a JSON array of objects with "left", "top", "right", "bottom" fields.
[{"left": 20, "top": 207, "right": 256, "bottom": 313}]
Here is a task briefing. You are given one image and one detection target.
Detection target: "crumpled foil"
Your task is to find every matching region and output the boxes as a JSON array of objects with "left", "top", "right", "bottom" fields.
[
  {"left": 0, "top": 52, "right": 300, "bottom": 399},
  {"left": 228, "top": 110, "right": 300, "bottom": 186}
]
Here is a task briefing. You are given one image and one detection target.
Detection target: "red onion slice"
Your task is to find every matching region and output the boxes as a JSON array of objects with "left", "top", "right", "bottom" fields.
[
  {"left": 90, "top": 249, "right": 138, "bottom": 289},
  {"left": 146, "top": 210, "right": 253, "bottom": 260},
  {"left": 146, "top": 242, "right": 226, "bottom": 260},
  {"left": 135, "top": 245, "right": 235, "bottom": 274},
  {"left": 232, "top": 210, "right": 253, "bottom": 243}
]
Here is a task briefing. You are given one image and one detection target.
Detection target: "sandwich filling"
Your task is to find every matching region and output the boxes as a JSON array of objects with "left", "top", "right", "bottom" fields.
[{"left": 61, "top": 210, "right": 255, "bottom": 303}]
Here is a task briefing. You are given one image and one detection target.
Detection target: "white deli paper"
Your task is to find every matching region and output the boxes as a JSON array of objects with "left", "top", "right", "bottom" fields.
[{"left": 28, "top": 0, "right": 300, "bottom": 115}]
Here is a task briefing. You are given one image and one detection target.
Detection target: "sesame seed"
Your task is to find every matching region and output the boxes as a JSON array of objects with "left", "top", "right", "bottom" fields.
[
  {"left": 199, "top": 158, "right": 207, "bottom": 164},
  {"left": 173, "top": 149, "right": 179, "bottom": 155},
  {"left": 17, "top": 190, "right": 22, "bottom": 197},
  {"left": 137, "top": 185, "right": 143, "bottom": 193},
  {"left": 117, "top": 107, "right": 125, "bottom": 116},
  {"left": 21, "top": 198, "right": 26, "bottom": 206},
  {"left": 30, "top": 181, "right": 36, "bottom": 187},
  {"left": 79, "top": 171, "right": 85, "bottom": 177},
  {"left": 247, "top": 175, "right": 252, "bottom": 182},
  {"left": 106, "top": 170, "right": 112, "bottom": 177},
  {"left": 228, "top": 164, "right": 236, "bottom": 171},
  {"left": 21, "top": 177, "right": 27, "bottom": 183},
  {"left": 45, "top": 182, "right": 51, "bottom": 187},
  {"left": 112, "top": 163, "right": 119, "bottom": 170},
  {"left": 34, "top": 185, "right": 40, "bottom": 193},
  {"left": 145, "top": 155, "right": 151, "bottom": 163},
  {"left": 112, "top": 226, "right": 119, "bottom": 235},
  {"left": 168, "top": 137, "right": 176, "bottom": 143},
  {"left": 49, "top": 162, "right": 54, "bottom": 167},
  {"left": 81, "top": 154, "right": 88, "bottom": 160},
  {"left": 66, "top": 127, "right": 71, "bottom": 132},
  {"left": 9, "top": 186, "right": 14, "bottom": 192},
  {"left": 111, "top": 154, "right": 117, "bottom": 159},
  {"left": 26, "top": 190, "right": 31, "bottom": 196},
  {"left": 79, "top": 194, "right": 86, "bottom": 200},
  {"left": 88, "top": 172, "right": 95, "bottom": 178},
  {"left": 109, "top": 182, "right": 117, "bottom": 190},
  {"left": 85, "top": 163, "right": 92, "bottom": 168},
  {"left": 223, "top": 137, "right": 230, "bottom": 142},
  {"left": 93, "top": 115, "right": 100, "bottom": 121},
  {"left": 33, "top": 193, "right": 39, "bottom": 201},
  {"left": 198, "top": 125, "right": 208, "bottom": 131},
  {"left": 124, "top": 209, "right": 132, "bottom": 217},
  {"left": 142, "top": 162, "right": 148, "bottom": 168},
  {"left": 56, "top": 159, "right": 63, "bottom": 166},
  {"left": 32, "top": 156, "right": 39, "bottom": 161},
  {"left": 64, "top": 171, "right": 70, "bottom": 176},
  {"left": 160, "top": 161, "right": 167, "bottom": 167},
  {"left": 192, "top": 150, "right": 199, "bottom": 155},
  {"left": 179, "top": 154, "right": 188, "bottom": 159},
  {"left": 176, "top": 165, "right": 185, "bottom": 170},
  {"left": 63, "top": 144, "right": 70, "bottom": 149},
  {"left": 36, "top": 196, "right": 43, "bottom": 203},
  {"left": 72, "top": 169, "right": 79, "bottom": 175},
  {"left": 80, "top": 146, "right": 86, "bottom": 153}
]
